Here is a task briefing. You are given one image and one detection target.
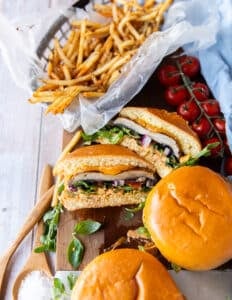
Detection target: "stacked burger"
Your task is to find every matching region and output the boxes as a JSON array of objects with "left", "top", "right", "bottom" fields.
[{"left": 54, "top": 107, "right": 232, "bottom": 300}]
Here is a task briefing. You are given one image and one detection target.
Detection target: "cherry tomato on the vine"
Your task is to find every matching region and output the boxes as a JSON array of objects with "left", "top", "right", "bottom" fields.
[
  {"left": 179, "top": 56, "right": 200, "bottom": 78},
  {"left": 164, "top": 85, "right": 189, "bottom": 106},
  {"left": 202, "top": 100, "right": 220, "bottom": 117},
  {"left": 203, "top": 137, "right": 222, "bottom": 157},
  {"left": 177, "top": 101, "right": 200, "bottom": 122},
  {"left": 224, "top": 156, "right": 232, "bottom": 175},
  {"left": 192, "top": 117, "right": 211, "bottom": 137},
  {"left": 213, "top": 118, "right": 226, "bottom": 134},
  {"left": 192, "top": 83, "right": 209, "bottom": 101},
  {"left": 158, "top": 65, "right": 181, "bottom": 86}
]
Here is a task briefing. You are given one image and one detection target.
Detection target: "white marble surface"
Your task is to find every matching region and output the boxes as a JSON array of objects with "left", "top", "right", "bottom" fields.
[{"left": 0, "top": 1, "right": 232, "bottom": 299}]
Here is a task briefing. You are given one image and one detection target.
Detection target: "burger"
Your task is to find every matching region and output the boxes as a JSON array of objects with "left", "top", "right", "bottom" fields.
[
  {"left": 143, "top": 166, "right": 232, "bottom": 270},
  {"left": 71, "top": 248, "right": 184, "bottom": 300},
  {"left": 82, "top": 107, "right": 202, "bottom": 178},
  {"left": 54, "top": 144, "right": 156, "bottom": 210}
]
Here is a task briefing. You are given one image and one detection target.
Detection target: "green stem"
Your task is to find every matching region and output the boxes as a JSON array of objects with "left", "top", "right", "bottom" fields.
[{"left": 176, "top": 61, "right": 224, "bottom": 157}]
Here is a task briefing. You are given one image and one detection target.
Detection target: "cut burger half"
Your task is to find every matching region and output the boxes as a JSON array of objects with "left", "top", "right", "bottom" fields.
[
  {"left": 54, "top": 144, "right": 156, "bottom": 210},
  {"left": 82, "top": 107, "right": 202, "bottom": 178}
]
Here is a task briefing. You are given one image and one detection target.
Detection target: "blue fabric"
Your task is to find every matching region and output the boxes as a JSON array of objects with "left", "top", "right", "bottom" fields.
[{"left": 195, "top": 0, "right": 232, "bottom": 150}]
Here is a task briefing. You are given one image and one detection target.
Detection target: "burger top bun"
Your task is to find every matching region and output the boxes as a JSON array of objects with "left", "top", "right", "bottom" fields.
[
  {"left": 71, "top": 249, "right": 184, "bottom": 300},
  {"left": 143, "top": 166, "right": 232, "bottom": 271}
]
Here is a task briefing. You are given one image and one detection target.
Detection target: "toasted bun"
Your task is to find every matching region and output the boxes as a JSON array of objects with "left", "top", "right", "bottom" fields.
[
  {"left": 143, "top": 166, "right": 232, "bottom": 270},
  {"left": 54, "top": 144, "right": 155, "bottom": 178},
  {"left": 71, "top": 249, "right": 184, "bottom": 300},
  {"left": 61, "top": 187, "right": 147, "bottom": 210},
  {"left": 119, "top": 107, "right": 201, "bottom": 156}
]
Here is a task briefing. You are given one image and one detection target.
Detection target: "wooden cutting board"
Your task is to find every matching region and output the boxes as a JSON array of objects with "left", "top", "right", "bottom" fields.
[{"left": 55, "top": 57, "right": 223, "bottom": 271}]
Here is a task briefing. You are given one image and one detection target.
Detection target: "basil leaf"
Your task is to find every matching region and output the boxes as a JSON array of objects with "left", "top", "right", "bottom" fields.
[
  {"left": 53, "top": 278, "right": 65, "bottom": 300},
  {"left": 74, "top": 220, "right": 101, "bottom": 235},
  {"left": 136, "top": 226, "right": 151, "bottom": 239},
  {"left": 125, "top": 201, "right": 145, "bottom": 213},
  {"left": 171, "top": 262, "right": 181, "bottom": 273},
  {"left": 67, "top": 273, "right": 78, "bottom": 290},
  {"left": 67, "top": 238, "right": 84, "bottom": 269}
]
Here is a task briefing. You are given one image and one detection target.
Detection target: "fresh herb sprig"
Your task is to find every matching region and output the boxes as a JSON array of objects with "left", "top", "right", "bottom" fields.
[
  {"left": 34, "top": 203, "right": 63, "bottom": 253},
  {"left": 177, "top": 142, "right": 220, "bottom": 168},
  {"left": 67, "top": 220, "right": 102, "bottom": 269}
]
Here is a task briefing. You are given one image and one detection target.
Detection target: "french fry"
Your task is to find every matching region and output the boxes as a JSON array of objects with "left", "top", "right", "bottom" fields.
[
  {"left": 82, "top": 91, "right": 105, "bottom": 98},
  {"left": 77, "top": 20, "right": 86, "bottom": 66},
  {"left": 54, "top": 38, "right": 74, "bottom": 69},
  {"left": 57, "top": 129, "right": 83, "bottom": 163},
  {"left": 78, "top": 44, "right": 101, "bottom": 76},
  {"left": 62, "top": 65, "right": 72, "bottom": 80},
  {"left": 30, "top": 0, "right": 173, "bottom": 114}
]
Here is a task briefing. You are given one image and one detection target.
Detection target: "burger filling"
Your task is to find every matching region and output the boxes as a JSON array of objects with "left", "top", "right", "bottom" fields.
[
  {"left": 81, "top": 121, "right": 181, "bottom": 177},
  {"left": 67, "top": 178, "right": 156, "bottom": 194}
]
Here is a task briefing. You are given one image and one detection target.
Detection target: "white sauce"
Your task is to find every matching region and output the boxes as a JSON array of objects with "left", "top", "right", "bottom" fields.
[{"left": 18, "top": 271, "right": 52, "bottom": 300}]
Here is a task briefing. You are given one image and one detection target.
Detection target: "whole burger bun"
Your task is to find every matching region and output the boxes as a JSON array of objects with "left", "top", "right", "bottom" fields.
[
  {"left": 143, "top": 166, "right": 232, "bottom": 270},
  {"left": 71, "top": 248, "right": 184, "bottom": 300}
]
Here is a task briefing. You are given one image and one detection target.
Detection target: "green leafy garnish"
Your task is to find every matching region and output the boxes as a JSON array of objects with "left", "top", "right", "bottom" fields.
[
  {"left": 34, "top": 203, "right": 63, "bottom": 253},
  {"left": 72, "top": 180, "right": 97, "bottom": 194},
  {"left": 138, "top": 245, "right": 145, "bottom": 252},
  {"left": 57, "top": 183, "right": 64, "bottom": 195},
  {"left": 124, "top": 201, "right": 145, "bottom": 220},
  {"left": 74, "top": 220, "right": 102, "bottom": 235},
  {"left": 125, "top": 201, "right": 145, "bottom": 213},
  {"left": 81, "top": 125, "right": 140, "bottom": 145},
  {"left": 136, "top": 226, "right": 151, "bottom": 239},
  {"left": 124, "top": 210, "right": 135, "bottom": 221},
  {"left": 171, "top": 262, "right": 181, "bottom": 273},
  {"left": 67, "top": 273, "right": 78, "bottom": 291},
  {"left": 121, "top": 185, "right": 133, "bottom": 193},
  {"left": 177, "top": 142, "right": 220, "bottom": 168},
  {"left": 53, "top": 278, "right": 66, "bottom": 300},
  {"left": 67, "top": 237, "right": 84, "bottom": 269},
  {"left": 67, "top": 219, "right": 102, "bottom": 269},
  {"left": 166, "top": 155, "right": 178, "bottom": 168}
]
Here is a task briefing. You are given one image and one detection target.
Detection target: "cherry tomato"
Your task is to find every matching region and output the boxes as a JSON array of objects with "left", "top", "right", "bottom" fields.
[
  {"left": 202, "top": 100, "right": 220, "bottom": 116},
  {"left": 203, "top": 137, "right": 222, "bottom": 157},
  {"left": 164, "top": 85, "right": 189, "bottom": 106},
  {"left": 158, "top": 65, "right": 181, "bottom": 86},
  {"left": 179, "top": 56, "right": 200, "bottom": 78},
  {"left": 213, "top": 118, "right": 226, "bottom": 134},
  {"left": 177, "top": 101, "right": 200, "bottom": 122},
  {"left": 192, "top": 83, "right": 209, "bottom": 101},
  {"left": 192, "top": 117, "right": 211, "bottom": 137},
  {"left": 224, "top": 156, "right": 232, "bottom": 175}
]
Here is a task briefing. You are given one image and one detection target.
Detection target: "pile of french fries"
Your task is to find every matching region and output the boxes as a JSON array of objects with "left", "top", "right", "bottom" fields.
[{"left": 29, "top": 0, "right": 173, "bottom": 114}]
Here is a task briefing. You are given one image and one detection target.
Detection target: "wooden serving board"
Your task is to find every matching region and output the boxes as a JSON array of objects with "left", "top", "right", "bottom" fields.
[{"left": 55, "top": 56, "right": 223, "bottom": 271}]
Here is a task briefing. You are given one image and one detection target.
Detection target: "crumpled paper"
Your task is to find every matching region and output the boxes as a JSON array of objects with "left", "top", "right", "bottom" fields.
[{"left": 0, "top": 0, "right": 219, "bottom": 134}]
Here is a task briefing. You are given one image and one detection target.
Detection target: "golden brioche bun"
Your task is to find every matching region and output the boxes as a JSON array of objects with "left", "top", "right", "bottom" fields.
[
  {"left": 143, "top": 166, "right": 232, "bottom": 270},
  {"left": 71, "top": 249, "right": 184, "bottom": 300},
  {"left": 54, "top": 144, "right": 155, "bottom": 178},
  {"left": 119, "top": 107, "right": 201, "bottom": 156}
]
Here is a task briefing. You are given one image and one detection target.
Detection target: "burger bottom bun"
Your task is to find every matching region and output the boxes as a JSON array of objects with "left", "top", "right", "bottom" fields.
[{"left": 71, "top": 249, "right": 184, "bottom": 300}]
